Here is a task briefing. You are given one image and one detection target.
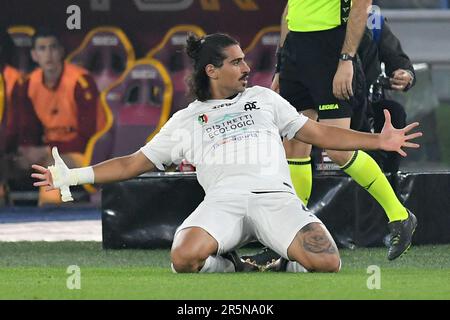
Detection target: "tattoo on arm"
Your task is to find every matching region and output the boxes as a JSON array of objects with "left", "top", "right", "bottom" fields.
[{"left": 300, "top": 224, "right": 338, "bottom": 254}]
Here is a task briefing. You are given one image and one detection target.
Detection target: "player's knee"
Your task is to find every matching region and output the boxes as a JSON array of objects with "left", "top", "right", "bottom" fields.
[
  {"left": 325, "top": 149, "right": 354, "bottom": 166},
  {"left": 170, "top": 246, "right": 204, "bottom": 273},
  {"left": 310, "top": 254, "right": 341, "bottom": 273},
  {"left": 171, "top": 254, "right": 199, "bottom": 273},
  {"left": 171, "top": 260, "right": 198, "bottom": 273},
  {"left": 294, "top": 222, "right": 341, "bottom": 272}
]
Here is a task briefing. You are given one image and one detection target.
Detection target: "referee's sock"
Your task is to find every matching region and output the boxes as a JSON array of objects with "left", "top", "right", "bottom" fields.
[
  {"left": 341, "top": 150, "right": 408, "bottom": 222},
  {"left": 288, "top": 157, "right": 312, "bottom": 206}
]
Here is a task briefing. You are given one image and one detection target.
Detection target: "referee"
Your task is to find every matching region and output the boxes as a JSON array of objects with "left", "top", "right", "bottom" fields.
[{"left": 273, "top": 0, "right": 417, "bottom": 260}]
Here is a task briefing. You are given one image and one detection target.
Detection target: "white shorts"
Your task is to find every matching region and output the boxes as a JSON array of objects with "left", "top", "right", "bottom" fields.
[{"left": 174, "top": 192, "right": 323, "bottom": 259}]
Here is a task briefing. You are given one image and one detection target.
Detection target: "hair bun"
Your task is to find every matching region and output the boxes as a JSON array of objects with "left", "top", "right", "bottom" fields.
[{"left": 186, "top": 34, "right": 204, "bottom": 59}]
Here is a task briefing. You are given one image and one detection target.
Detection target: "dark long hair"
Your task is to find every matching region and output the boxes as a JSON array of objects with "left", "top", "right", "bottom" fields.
[{"left": 185, "top": 33, "right": 238, "bottom": 101}]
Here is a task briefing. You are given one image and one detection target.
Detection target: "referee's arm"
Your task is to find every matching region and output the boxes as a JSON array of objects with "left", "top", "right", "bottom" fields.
[
  {"left": 334, "top": 0, "right": 372, "bottom": 100},
  {"left": 341, "top": 0, "right": 372, "bottom": 57},
  {"left": 272, "top": 4, "right": 289, "bottom": 92},
  {"left": 279, "top": 4, "right": 289, "bottom": 48}
]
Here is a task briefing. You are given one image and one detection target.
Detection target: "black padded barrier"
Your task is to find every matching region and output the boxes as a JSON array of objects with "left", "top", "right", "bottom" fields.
[
  {"left": 397, "top": 172, "right": 450, "bottom": 245},
  {"left": 102, "top": 172, "right": 450, "bottom": 249},
  {"left": 102, "top": 173, "right": 204, "bottom": 249}
]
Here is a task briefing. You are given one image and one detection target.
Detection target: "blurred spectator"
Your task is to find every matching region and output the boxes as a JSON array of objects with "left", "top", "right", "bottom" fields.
[
  {"left": 6, "top": 28, "right": 99, "bottom": 206},
  {"left": 354, "top": 14, "right": 416, "bottom": 174},
  {"left": 0, "top": 29, "right": 22, "bottom": 206}
]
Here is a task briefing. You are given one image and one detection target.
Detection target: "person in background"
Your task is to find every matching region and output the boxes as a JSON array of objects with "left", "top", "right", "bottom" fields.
[
  {"left": 0, "top": 29, "right": 22, "bottom": 206},
  {"left": 356, "top": 13, "right": 415, "bottom": 174},
  {"left": 7, "top": 28, "right": 99, "bottom": 206}
]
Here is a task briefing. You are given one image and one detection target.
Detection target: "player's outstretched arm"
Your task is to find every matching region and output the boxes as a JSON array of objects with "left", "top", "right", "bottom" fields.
[
  {"left": 295, "top": 110, "right": 422, "bottom": 156},
  {"left": 32, "top": 148, "right": 155, "bottom": 198}
]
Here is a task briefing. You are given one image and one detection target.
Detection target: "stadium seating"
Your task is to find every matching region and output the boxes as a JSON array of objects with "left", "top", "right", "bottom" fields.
[
  {"left": 244, "top": 26, "right": 280, "bottom": 88},
  {"left": 7, "top": 26, "right": 36, "bottom": 73},
  {"left": 66, "top": 27, "right": 135, "bottom": 91},
  {"left": 84, "top": 58, "right": 172, "bottom": 170},
  {"left": 147, "top": 25, "right": 206, "bottom": 114}
]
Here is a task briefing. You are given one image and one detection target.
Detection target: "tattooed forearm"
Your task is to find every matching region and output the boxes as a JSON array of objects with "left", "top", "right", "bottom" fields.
[{"left": 300, "top": 224, "right": 338, "bottom": 254}]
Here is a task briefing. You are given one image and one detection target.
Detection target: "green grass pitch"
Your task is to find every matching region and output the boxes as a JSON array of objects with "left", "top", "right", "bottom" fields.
[{"left": 0, "top": 242, "right": 449, "bottom": 299}]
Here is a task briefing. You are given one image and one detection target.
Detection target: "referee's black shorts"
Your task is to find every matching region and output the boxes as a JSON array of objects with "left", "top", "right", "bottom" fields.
[{"left": 279, "top": 25, "right": 365, "bottom": 120}]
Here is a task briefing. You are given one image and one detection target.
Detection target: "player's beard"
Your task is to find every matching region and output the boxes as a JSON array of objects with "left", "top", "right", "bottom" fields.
[{"left": 239, "top": 74, "right": 249, "bottom": 89}]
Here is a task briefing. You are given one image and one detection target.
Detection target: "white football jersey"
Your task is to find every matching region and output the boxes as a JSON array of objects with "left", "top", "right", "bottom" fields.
[{"left": 140, "top": 86, "right": 308, "bottom": 195}]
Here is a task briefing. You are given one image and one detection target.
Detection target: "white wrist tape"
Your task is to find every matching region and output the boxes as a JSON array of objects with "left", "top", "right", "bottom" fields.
[
  {"left": 60, "top": 186, "right": 73, "bottom": 202},
  {"left": 48, "top": 147, "right": 95, "bottom": 203},
  {"left": 69, "top": 167, "right": 95, "bottom": 186}
]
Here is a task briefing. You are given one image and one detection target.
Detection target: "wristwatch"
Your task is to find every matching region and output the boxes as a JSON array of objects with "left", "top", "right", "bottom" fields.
[{"left": 339, "top": 53, "right": 355, "bottom": 62}]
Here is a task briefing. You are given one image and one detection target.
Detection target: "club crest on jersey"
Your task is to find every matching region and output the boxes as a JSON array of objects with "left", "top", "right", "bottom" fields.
[
  {"left": 198, "top": 114, "right": 209, "bottom": 125},
  {"left": 244, "top": 101, "right": 260, "bottom": 111}
]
